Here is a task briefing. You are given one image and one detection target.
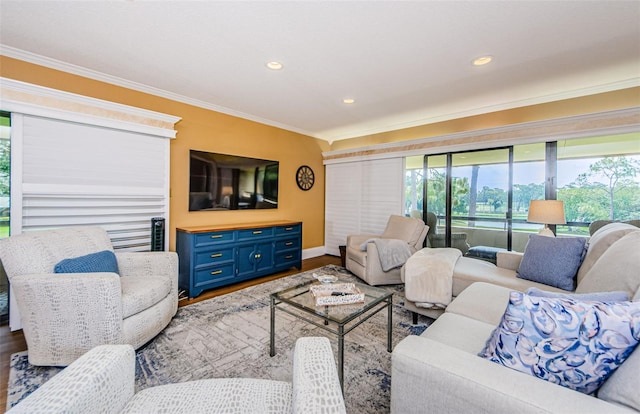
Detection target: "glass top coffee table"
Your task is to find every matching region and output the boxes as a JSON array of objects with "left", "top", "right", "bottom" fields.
[{"left": 269, "top": 279, "right": 393, "bottom": 391}]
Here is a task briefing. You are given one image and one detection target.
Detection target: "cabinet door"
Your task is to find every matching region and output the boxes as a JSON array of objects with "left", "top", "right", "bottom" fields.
[{"left": 237, "top": 241, "right": 274, "bottom": 277}]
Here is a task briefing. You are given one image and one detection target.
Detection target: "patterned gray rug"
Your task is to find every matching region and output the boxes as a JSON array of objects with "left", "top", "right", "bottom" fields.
[{"left": 7, "top": 265, "right": 431, "bottom": 413}]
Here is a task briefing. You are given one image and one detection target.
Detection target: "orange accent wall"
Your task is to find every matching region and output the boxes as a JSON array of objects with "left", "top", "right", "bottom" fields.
[{"left": 0, "top": 56, "right": 330, "bottom": 251}]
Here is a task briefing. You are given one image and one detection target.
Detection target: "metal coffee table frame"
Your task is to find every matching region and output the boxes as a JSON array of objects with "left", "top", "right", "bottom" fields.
[{"left": 269, "top": 280, "right": 393, "bottom": 390}]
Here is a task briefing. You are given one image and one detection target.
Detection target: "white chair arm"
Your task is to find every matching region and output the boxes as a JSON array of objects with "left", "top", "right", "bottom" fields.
[
  {"left": 7, "top": 344, "right": 135, "bottom": 414},
  {"left": 115, "top": 251, "right": 178, "bottom": 279},
  {"left": 391, "top": 336, "right": 631, "bottom": 414},
  {"left": 116, "top": 251, "right": 179, "bottom": 296},
  {"left": 292, "top": 337, "right": 346, "bottom": 414},
  {"left": 11, "top": 273, "right": 124, "bottom": 366}
]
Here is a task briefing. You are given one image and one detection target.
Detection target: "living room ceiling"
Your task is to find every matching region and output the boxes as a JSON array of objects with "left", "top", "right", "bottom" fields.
[{"left": 1, "top": 1, "right": 639, "bottom": 143}]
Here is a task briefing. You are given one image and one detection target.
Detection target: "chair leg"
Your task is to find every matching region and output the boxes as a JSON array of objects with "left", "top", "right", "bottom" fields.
[{"left": 412, "top": 311, "right": 418, "bottom": 325}]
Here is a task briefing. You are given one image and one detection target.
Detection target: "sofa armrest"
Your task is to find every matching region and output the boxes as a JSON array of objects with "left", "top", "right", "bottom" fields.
[
  {"left": 11, "top": 273, "right": 124, "bottom": 366},
  {"left": 391, "top": 336, "right": 632, "bottom": 414},
  {"left": 292, "top": 337, "right": 346, "bottom": 414},
  {"left": 496, "top": 251, "right": 524, "bottom": 270},
  {"left": 8, "top": 344, "right": 135, "bottom": 414}
]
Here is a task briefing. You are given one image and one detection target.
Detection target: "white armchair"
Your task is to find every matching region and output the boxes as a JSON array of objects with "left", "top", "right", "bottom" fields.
[
  {"left": 0, "top": 226, "right": 178, "bottom": 366},
  {"left": 345, "top": 215, "right": 428, "bottom": 285},
  {"left": 8, "top": 337, "right": 346, "bottom": 414}
]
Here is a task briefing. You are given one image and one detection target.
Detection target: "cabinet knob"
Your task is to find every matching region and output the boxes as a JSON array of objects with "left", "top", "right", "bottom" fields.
[
  {"left": 285, "top": 255, "right": 293, "bottom": 259},
  {"left": 211, "top": 235, "right": 223, "bottom": 239},
  {"left": 210, "top": 253, "right": 222, "bottom": 258},
  {"left": 253, "top": 230, "right": 262, "bottom": 235},
  {"left": 285, "top": 227, "right": 293, "bottom": 231},
  {"left": 210, "top": 270, "right": 222, "bottom": 275},
  {"left": 285, "top": 242, "right": 293, "bottom": 246}
]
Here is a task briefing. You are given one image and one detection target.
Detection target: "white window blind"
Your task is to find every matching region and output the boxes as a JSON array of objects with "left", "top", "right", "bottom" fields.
[
  {"left": 324, "top": 158, "right": 404, "bottom": 255},
  {"left": 15, "top": 114, "right": 169, "bottom": 251}
]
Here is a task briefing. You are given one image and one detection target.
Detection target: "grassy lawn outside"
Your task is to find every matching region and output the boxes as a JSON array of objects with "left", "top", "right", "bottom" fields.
[{"left": 0, "top": 221, "right": 9, "bottom": 238}]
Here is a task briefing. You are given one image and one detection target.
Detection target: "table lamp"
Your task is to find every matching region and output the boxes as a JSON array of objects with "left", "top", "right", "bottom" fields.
[{"left": 527, "top": 200, "right": 566, "bottom": 237}]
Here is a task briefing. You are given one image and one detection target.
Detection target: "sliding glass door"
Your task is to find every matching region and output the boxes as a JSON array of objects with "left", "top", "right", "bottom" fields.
[{"left": 450, "top": 148, "right": 511, "bottom": 251}]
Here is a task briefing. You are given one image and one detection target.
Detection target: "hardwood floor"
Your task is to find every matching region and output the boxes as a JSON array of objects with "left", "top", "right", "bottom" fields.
[{"left": 0, "top": 254, "right": 342, "bottom": 411}]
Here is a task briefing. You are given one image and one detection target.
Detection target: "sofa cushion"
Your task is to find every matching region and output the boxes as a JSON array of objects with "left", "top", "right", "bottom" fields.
[
  {"left": 598, "top": 346, "right": 640, "bottom": 411},
  {"left": 479, "top": 291, "right": 640, "bottom": 395},
  {"left": 516, "top": 235, "right": 586, "bottom": 291},
  {"left": 576, "top": 231, "right": 640, "bottom": 298},
  {"left": 121, "top": 276, "right": 172, "bottom": 318},
  {"left": 445, "top": 282, "right": 513, "bottom": 326},
  {"left": 577, "top": 223, "right": 639, "bottom": 285},
  {"left": 422, "top": 312, "right": 496, "bottom": 355},
  {"left": 526, "top": 287, "right": 630, "bottom": 302},
  {"left": 54, "top": 250, "right": 120, "bottom": 274}
]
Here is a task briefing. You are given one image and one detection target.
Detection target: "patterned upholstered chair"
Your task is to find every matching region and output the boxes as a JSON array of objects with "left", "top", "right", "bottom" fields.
[
  {"left": 8, "top": 337, "right": 346, "bottom": 414},
  {"left": 0, "top": 226, "right": 178, "bottom": 366}
]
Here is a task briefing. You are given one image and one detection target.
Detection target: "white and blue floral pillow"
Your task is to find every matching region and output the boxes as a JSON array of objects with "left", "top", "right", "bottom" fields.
[{"left": 479, "top": 291, "right": 640, "bottom": 395}]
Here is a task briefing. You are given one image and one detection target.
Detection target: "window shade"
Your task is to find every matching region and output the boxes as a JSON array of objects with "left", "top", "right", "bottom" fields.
[
  {"left": 18, "top": 114, "right": 169, "bottom": 251},
  {"left": 324, "top": 158, "right": 404, "bottom": 256}
]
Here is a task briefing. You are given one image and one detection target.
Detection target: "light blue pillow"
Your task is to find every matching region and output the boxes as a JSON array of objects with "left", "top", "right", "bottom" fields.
[
  {"left": 517, "top": 235, "right": 587, "bottom": 290},
  {"left": 54, "top": 250, "right": 119, "bottom": 274},
  {"left": 479, "top": 291, "right": 640, "bottom": 395},
  {"left": 526, "top": 287, "right": 630, "bottom": 302}
]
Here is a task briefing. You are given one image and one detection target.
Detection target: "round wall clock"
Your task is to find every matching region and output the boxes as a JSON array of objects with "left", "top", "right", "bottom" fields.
[{"left": 296, "top": 165, "right": 315, "bottom": 191}]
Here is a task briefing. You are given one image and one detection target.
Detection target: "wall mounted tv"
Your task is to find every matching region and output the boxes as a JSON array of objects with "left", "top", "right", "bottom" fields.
[{"left": 189, "top": 150, "right": 279, "bottom": 211}]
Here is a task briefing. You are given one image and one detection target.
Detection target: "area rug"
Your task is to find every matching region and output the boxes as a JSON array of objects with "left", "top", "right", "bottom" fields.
[{"left": 7, "top": 265, "right": 431, "bottom": 413}]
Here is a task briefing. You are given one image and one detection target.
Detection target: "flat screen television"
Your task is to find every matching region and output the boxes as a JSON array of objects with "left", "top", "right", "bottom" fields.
[{"left": 189, "top": 150, "right": 279, "bottom": 211}]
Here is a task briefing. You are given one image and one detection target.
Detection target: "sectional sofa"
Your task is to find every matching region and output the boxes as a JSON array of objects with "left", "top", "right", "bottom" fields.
[
  {"left": 402, "top": 222, "right": 640, "bottom": 319},
  {"left": 392, "top": 223, "right": 640, "bottom": 413}
]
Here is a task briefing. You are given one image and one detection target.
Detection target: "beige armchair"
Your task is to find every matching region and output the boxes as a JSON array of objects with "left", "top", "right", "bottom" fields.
[
  {"left": 345, "top": 215, "right": 428, "bottom": 285},
  {"left": 0, "top": 226, "right": 178, "bottom": 366}
]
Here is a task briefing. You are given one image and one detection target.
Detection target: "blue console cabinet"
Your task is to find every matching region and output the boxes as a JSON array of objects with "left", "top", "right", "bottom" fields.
[{"left": 177, "top": 221, "right": 302, "bottom": 298}]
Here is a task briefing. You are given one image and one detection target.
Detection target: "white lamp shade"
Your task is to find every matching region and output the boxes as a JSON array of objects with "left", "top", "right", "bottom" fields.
[{"left": 527, "top": 200, "right": 566, "bottom": 225}]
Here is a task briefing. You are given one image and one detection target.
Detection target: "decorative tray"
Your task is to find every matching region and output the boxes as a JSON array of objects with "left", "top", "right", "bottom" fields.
[{"left": 310, "top": 283, "right": 365, "bottom": 306}]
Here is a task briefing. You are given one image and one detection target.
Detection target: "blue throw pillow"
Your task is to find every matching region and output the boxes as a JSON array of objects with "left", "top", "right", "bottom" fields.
[
  {"left": 479, "top": 291, "right": 640, "bottom": 395},
  {"left": 526, "top": 287, "right": 630, "bottom": 302},
  {"left": 54, "top": 250, "right": 119, "bottom": 274},
  {"left": 517, "top": 235, "right": 587, "bottom": 290}
]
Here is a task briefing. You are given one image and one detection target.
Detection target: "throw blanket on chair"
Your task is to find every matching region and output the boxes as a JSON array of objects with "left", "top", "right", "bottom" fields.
[
  {"left": 404, "top": 248, "right": 462, "bottom": 308},
  {"left": 361, "top": 238, "right": 413, "bottom": 272}
]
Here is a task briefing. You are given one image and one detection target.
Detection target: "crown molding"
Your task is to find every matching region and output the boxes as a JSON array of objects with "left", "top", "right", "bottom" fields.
[
  {"left": 0, "top": 45, "right": 314, "bottom": 138},
  {"left": 4, "top": 45, "right": 638, "bottom": 143},
  {"left": 323, "top": 106, "right": 640, "bottom": 164}
]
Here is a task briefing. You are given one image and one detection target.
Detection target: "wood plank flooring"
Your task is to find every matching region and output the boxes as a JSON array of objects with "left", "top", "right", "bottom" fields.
[{"left": 0, "top": 254, "right": 342, "bottom": 411}]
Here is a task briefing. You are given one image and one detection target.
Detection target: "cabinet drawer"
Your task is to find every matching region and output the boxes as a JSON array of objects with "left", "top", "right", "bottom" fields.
[
  {"left": 194, "top": 231, "right": 235, "bottom": 247},
  {"left": 194, "top": 263, "right": 235, "bottom": 287},
  {"left": 275, "top": 224, "right": 301, "bottom": 236},
  {"left": 237, "top": 227, "right": 273, "bottom": 240},
  {"left": 194, "top": 247, "right": 234, "bottom": 267},
  {"left": 275, "top": 250, "right": 300, "bottom": 266},
  {"left": 275, "top": 238, "right": 300, "bottom": 252}
]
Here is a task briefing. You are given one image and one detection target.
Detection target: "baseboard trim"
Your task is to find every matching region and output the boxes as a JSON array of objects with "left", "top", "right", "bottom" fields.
[{"left": 302, "top": 246, "right": 326, "bottom": 260}]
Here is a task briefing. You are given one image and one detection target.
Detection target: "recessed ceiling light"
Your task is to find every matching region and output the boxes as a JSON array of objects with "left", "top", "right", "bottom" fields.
[
  {"left": 266, "top": 61, "right": 283, "bottom": 70},
  {"left": 472, "top": 55, "right": 493, "bottom": 66},
  {"left": 342, "top": 98, "right": 355, "bottom": 104}
]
